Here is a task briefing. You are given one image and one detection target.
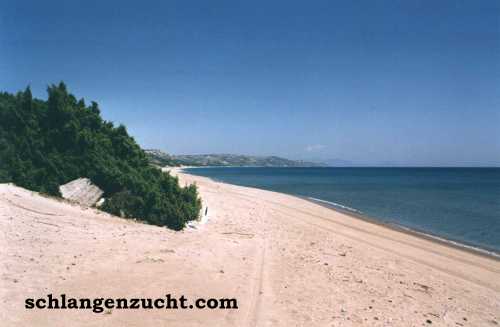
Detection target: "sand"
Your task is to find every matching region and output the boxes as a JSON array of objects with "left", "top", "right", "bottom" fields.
[{"left": 1, "top": 169, "right": 499, "bottom": 326}]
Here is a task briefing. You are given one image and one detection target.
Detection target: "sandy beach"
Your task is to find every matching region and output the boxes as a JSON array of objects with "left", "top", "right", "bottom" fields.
[{"left": 1, "top": 169, "right": 499, "bottom": 326}]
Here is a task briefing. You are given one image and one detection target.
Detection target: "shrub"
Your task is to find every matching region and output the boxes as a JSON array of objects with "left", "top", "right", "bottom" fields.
[{"left": 0, "top": 83, "right": 201, "bottom": 229}]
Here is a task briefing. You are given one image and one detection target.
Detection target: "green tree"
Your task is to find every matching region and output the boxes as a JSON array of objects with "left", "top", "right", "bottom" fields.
[{"left": 0, "top": 83, "right": 201, "bottom": 230}]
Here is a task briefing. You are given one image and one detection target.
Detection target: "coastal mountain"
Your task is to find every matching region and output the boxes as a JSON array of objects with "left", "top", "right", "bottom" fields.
[
  {"left": 145, "top": 149, "right": 326, "bottom": 167},
  {"left": 0, "top": 83, "right": 201, "bottom": 230}
]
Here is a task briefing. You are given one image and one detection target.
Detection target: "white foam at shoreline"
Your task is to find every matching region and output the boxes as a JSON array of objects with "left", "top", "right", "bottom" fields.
[
  {"left": 308, "top": 197, "right": 362, "bottom": 214},
  {"left": 308, "top": 196, "right": 500, "bottom": 259},
  {"left": 179, "top": 168, "right": 500, "bottom": 259},
  {"left": 396, "top": 225, "right": 500, "bottom": 259}
]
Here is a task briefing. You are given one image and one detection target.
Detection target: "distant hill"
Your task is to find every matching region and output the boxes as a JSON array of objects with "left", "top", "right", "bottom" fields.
[
  {"left": 145, "top": 150, "right": 326, "bottom": 167},
  {"left": 146, "top": 149, "right": 183, "bottom": 167}
]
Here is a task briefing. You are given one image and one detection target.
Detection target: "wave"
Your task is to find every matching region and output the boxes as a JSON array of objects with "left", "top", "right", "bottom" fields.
[{"left": 307, "top": 197, "right": 362, "bottom": 214}]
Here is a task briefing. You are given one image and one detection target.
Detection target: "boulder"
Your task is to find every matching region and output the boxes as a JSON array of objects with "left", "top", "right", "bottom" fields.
[{"left": 59, "top": 178, "right": 103, "bottom": 206}]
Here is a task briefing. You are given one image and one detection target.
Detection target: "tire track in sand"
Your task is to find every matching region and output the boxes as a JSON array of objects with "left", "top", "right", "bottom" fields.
[
  {"left": 245, "top": 241, "right": 267, "bottom": 327},
  {"left": 229, "top": 190, "right": 500, "bottom": 292}
]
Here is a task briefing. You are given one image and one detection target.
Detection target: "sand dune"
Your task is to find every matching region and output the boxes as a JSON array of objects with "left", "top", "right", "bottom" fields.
[{"left": 1, "top": 170, "right": 499, "bottom": 326}]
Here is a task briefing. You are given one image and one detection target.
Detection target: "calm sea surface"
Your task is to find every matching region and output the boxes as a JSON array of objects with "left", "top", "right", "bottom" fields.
[{"left": 185, "top": 167, "right": 500, "bottom": 254}]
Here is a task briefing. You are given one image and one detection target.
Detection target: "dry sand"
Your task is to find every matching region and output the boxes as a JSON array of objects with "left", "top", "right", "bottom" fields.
[{"left": 1, "top": 169, "right": 499, "bottom": 326}]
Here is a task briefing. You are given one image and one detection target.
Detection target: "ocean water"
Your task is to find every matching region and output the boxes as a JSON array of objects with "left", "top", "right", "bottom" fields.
[{"left": 184, "top": 167, "right": 500, "bottom": 254}]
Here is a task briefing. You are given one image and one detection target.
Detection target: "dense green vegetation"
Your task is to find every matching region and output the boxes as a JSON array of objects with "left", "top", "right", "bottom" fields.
[{"left": 0, "top": 83, "right": 201, "bottom": 230}]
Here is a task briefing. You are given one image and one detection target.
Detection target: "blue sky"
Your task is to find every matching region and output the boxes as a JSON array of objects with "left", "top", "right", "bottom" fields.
[{"left": 1, "top": 0, "right": 499, "bottom": 166}]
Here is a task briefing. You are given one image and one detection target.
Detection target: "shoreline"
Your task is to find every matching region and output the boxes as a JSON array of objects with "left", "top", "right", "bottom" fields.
[
  {"left": 179, "top": 167, "right": 500, "bottom": 261},
  {"left": 304, "top": 196, "right": 500, "bottom": 261},
  {"left": 3, "top": 170, "right": 500, "bottom": 326}
]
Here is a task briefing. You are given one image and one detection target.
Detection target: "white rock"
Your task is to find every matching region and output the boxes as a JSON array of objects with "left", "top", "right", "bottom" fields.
[{"left": 59, "top": 178, "right": 103, "bottom": 207}]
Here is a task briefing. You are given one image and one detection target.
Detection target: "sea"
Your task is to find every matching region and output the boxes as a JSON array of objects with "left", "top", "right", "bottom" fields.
[{"left": 184, "top": 167, "right": 500, "bottom": 256}]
